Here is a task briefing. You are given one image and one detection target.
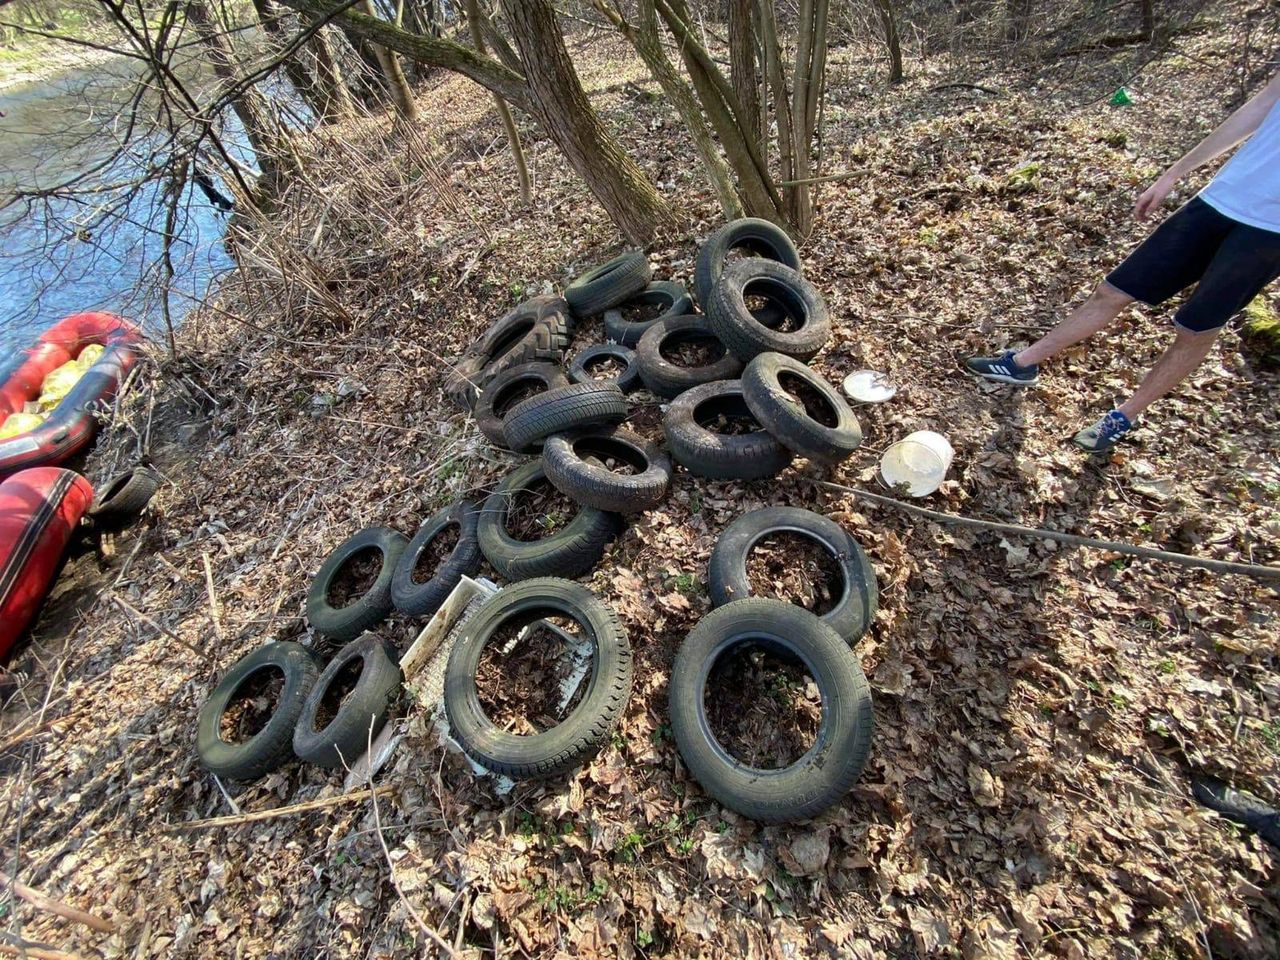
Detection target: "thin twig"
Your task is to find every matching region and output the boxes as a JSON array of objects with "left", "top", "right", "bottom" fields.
[
  {"left": 0, "top": 868, "right": 115, "bottom": 933},
  {"left": 161, "top": 785, "right": 393, "bottom": 831},
  {"left": 0, "top": 930, "right": 86, "bottom": 959},
  {"left": 368, "top": 727, "right": 457, "bottom": 957},
  {"left": 810, "top": 479, "right": 1280, "bottom": 580}
]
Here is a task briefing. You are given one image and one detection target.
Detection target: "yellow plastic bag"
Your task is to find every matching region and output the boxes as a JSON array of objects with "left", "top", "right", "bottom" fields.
[
  {"left": 37, "top": 361, "right": 85, "bottom": 411},
  {"left": 0, "top": 412, "right": 46, "bottom": 439},
  {"left": 77, "top": 343, "right": 105, "bottom": 368}
]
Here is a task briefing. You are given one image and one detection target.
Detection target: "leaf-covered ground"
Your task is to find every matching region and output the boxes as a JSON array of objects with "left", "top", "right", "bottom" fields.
[{"left": 3, "top": 6, "right": 1279, "bottom": 958}]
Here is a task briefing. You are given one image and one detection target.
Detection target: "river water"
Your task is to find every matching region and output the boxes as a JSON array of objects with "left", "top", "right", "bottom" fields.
[{"left": 0, "top": 56, "right": 237, "bottom": 354}]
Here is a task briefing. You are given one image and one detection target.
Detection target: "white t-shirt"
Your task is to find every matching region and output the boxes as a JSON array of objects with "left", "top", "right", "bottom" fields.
[{"left": 1200, "top": 96, "right": 1280, "bottom": 233}]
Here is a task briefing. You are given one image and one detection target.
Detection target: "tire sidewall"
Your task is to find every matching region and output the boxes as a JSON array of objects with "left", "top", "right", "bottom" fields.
[
  {"left": 306, "top": 527, "right": 408, "bottom": 641},
  {"left": 669, "top": 600, "right": 873, "bottom": 823}
]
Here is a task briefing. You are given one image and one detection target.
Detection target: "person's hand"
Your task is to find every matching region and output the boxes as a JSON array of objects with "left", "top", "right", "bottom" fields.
[{"left": 1134, "top": 174, "right": 1177, "bottom": 220}]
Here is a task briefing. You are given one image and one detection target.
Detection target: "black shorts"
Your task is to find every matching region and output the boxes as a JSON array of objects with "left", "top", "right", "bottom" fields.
[{"left": 1106, "top": 196, "right": 1280, "bottom": 332}]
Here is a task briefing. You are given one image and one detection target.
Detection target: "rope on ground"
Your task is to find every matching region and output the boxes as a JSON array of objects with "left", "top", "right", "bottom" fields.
[{"left": 809, "top": 479, "right": 1280, "bottom": 582}]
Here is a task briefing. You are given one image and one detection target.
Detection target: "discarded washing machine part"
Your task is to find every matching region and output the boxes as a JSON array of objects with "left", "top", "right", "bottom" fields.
[
  {"left": 842, "top": 369, "right": 897, "bottom": 404},
  {"left": 879, "top": 430, "right": 955, "bottom": 497}
]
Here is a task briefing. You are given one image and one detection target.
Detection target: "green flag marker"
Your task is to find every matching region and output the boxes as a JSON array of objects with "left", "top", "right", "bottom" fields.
[{"left": 1110, "top": 87, "right": 1133, "bottom": 106}]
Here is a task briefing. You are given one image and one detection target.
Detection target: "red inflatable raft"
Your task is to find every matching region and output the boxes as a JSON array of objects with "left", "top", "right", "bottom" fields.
[
  {"left": 0, "top": 312, "right": 142, "bottom": 480},
  {"left": 0, "top": 467, "right": 93, "bottom": 662}
]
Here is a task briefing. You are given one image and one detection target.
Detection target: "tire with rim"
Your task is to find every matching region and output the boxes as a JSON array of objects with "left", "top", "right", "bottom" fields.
[
  {"left": 502, "top": 382, "right": 628, "bottom": 454},
  {"left": 196, "top": 641, "right": 321, "bottom": 780},
  {"left": 444, "top": 578, "right": 632, "bottom": 778},
  {"left": 445, "top": 296, "right": 574, "bottom": 409},
  {"left": 306, "top": 526, "right": 408, "bottom": 641},
  {"left": 708, "top": 506, "right": 877, "bottom": 642},
  {"left": 695, "top": 217, "right": 802, "bottom": 310},
  {"left": 565, "top": 251, "right": 652, "bottom": 317},
  {"left": 566, "top": 344, "right": 641, "bottom": 393},
  {"left": 542, "top": 426, "right": 672, "bottom": 514},
  {"left": 668, "top": 598, "right": 874, "bottom": 823},
  {"left": 602, "top": 281, "right": 694, "bottom": 346},
  {"left": 293, "top": 633, "right": 403, "bottom": 769},
  {"left": 473, "top": 362, "right": 569, "bottom": 448},
  {"left": 708, "top": 260, "right": 830, "bottom": 362},
  {"left": 391, "top": 501, "right": 483, "bottom": 618},
  {"left": 742, "top": 353, "right": 862, "bottom": 465},
  {"left": 634, "top": 315, "right": 743, "bottom": 400},
  {"left": 88, "top": 466, "right": 159, "bottom": 530},
  {"left": 477, "top": 459, "right": 625, "bottom": 581},
  {"left": 662, "top": 380, "right": 794, "bottom": 481}
]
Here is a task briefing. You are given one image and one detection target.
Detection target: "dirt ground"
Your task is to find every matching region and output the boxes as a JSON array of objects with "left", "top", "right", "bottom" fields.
[{"left": 3, "top": 6, "right": 1279, "bottom": 959}]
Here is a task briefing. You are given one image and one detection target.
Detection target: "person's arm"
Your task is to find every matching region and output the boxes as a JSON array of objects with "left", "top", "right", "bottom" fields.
[{"left": 1135, "top": 70, "right": 1280, "bottom": 219}]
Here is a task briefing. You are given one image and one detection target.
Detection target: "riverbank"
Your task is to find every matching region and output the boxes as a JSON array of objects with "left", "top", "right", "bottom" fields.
[{"left": 4, "top": 6, "right": 1278, "bottom": 959}]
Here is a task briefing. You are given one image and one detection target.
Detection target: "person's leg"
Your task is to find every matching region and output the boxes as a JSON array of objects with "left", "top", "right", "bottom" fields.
[
  {"left": 967, "top": 198, "right": 1235, "bottom": 386},
  {"left": 1116, "top": 326, "right": 1221, "bottom": 420},
  {"left": 1075, "top": 216, "right": 1280, "bottom": 452},
  {"left": 1014, "top": 281, "right": 1134, "bottom": 367}
]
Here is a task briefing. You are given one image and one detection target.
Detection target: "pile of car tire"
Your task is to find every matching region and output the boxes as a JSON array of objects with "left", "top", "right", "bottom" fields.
[{"left": 195, "top": 218, "right": 876, "bottom": 823}]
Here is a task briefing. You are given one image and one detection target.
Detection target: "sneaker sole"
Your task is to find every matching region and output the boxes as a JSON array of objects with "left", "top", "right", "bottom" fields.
[{"left": 967, "top": 369, "right": 1039, "bottom": 387}]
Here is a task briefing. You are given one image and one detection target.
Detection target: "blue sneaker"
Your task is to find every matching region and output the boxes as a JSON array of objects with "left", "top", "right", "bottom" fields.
[
  {"left": 1073, "top": 410, "right": 1132, "bottom": 453},
  {"left": 965, "top": 350, "right": 1039, "bottom": 385}
]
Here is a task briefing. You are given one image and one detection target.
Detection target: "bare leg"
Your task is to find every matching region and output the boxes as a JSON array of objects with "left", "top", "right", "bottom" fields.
[
  {"left": 1117, "top": 325, "right": 1221, "bottom": 420},
  {"left": 1015, "top": 281, "right": 1135, "bottom": 367}
]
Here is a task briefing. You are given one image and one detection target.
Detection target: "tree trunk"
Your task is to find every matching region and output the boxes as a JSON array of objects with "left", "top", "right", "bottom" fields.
[
  {"left": 728, "top": 0, "right": 762, "bottom": 154},
  {"left": 356, "top": 0, "right": 419, "bottom": 121},
  {"left": 250, "top": 0, "right": 325, "bottom": 118},
  {"left": 874, "top": 0, "right": 904, "bottom": 84},
  {"left": 465, "top": 0, "right": 530, "bottom": 201},
  {"left": 591, "top": 0, "right": 742, "bottom": 219},
  {"left": 307, "top": 18, "right": 356, "bottom": 121},
  {"left": 1139, "top": 0, "right": 1155, "bottom": 40},
  {"left": 655, "top": 0, "right": 783, "bottom": 221},
  {"left": 500, "top": 0, "right": 671, "bottom": 242},
  {"left": 279, "top": 0, "right": 532, "bottom": 111},
  {"left": 186, "top": 0, "right": 299, "bottom": 189}
]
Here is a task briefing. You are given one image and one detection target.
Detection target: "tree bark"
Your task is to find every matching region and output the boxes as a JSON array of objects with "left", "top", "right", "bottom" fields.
[
  {"left": 655, "top": 0, "right": 783, "bottom": 221},
  {"left": 356, "top": 0, "right": 418, "bottom": 121},
  {"left": 499, "top": 0, "right": 671, "bottom": 242},
  {"left": 874, "top": 0, "right": 904, "bottom": 83},
  {"left": 306, "top": 17, "right": 356, "bottom": 121},
  {"left": 1139, "top": 0, "right": 1155, "bottom": 40},
  {"left": 186, "top": 0, "right": 299, "bottom": 188},
  {"left": 250, "top": 0, "right": 325, "bottom": 118},
  {"left": 277, "top": 0, "right": 532, "bottom": 111},
  {"left": 728, "top": 0, "right": 762, "bottom": 154},
  {"left": 591, "top": 0, "right": 742, "bottom": 218},
  {"left": 465, "top": 0, "right": 530, "bottom": 201}
]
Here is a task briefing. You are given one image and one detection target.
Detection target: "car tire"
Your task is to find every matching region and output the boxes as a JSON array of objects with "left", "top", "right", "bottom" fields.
[
  {"left": 695, "top": 217, "right": 802, "bottom": 310},
  {"left": 501, "top": 382, "right": 628, "bottom": 454},
  {"left": 634, "top": 315, "right": 743, "bottom": 400},
  {"left": 477, "top": 459, "right": 625, "bottom": 581},
  {"left": 391, "top": 501, "right": 483, "bottom": 618},
  {"left": 566, "top": 343, "right": 641, "bottom": 393},
  {"left": 565, "top": 251, "right": 652, "bottom": 317},
  {"left": 88, "top": 466, "right": 159, "bottom": 530},
  {"left": 444, "top": 578, "right": 632, "bottom": 778},
  {"left": 708, "top": 506, "right": 877, "bottom": 641},
  {"left": 293, "top": 633, "right": 403, "bottom": 769},
  {"left": 196, "top": 641, "right": 321, "bottom": 780},
  {"left": 473, "top": 362, "right": 569, "bottom": 448},
  {"left": 707, "top": 260, "right": 830, "bottom": 363},
  {"left": 668, "top": 598, "right": 874, "bottom": 823},
  {"left": 741, "top": 353, "right": 862, "bottom": 465},
  {"left": 662, "top": 380, "right": 794, "bottom": 480},
  {"left": 306, "top": 526, "right": 408, "bottom": 641},
  {"left": 602, "top": 281, "right": 694, "bottom": 347},
  {"left": 542, "top": 426, "right": 672, "bottom": 514}
]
